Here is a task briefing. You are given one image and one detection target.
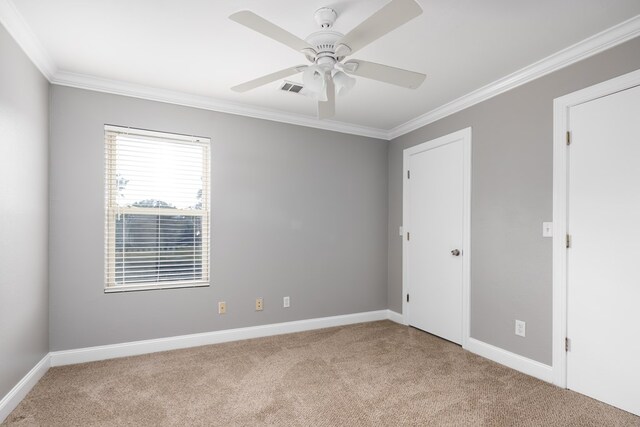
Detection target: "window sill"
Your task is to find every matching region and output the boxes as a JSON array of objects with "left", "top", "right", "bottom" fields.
[{"left": 104, "top": 282, "right": 210, "bottom": 293}]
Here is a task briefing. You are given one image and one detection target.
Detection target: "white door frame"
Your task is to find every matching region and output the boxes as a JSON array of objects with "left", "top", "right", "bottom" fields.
[
  {"left": 402, "top": 127, "right": 471, "bottom": 349},
  {"left": 552, "top": 68, "right": 640, "bottom": 388}
]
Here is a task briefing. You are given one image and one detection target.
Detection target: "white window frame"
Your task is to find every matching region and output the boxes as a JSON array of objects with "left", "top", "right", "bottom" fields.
[{"left": 104, "top": 125, "right": 211, "bottom": 293}]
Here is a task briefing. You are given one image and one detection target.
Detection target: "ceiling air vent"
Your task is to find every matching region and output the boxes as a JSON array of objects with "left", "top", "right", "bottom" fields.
[{"left": 280, "top": 81, "right": 304, "bottom": 94}]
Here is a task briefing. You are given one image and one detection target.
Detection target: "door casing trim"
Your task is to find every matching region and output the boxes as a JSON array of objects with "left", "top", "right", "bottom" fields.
[
  {"left": 402, "top": 127, "right": 472, "bottom": 350},
  {"left": 552, "top": 68, "right": 640, "bottom": 388}
]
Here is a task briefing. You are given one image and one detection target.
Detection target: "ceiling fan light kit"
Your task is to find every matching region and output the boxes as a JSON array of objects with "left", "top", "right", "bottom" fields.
[
  {"left": 229, "top": 0, "right": 426, "bottom": 120},
  {"left": 303, "top": 65, "right": 328, "bottom": 101},
  {"left": 331, "top": 70, "right": 356, "bottom": 96}
]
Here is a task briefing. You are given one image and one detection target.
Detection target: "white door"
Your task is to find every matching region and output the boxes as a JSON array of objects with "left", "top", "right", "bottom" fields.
[
  {"left": 404, "top": 129, "right": 470, "bottom": 345},
  {"left": 567, "top": 84, "right": 640, "bottom": 416}
]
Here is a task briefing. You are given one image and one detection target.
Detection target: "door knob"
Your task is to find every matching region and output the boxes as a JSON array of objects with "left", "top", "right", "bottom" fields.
[{"left": 451, "top": 249, "right": 461, "bottom": 256}]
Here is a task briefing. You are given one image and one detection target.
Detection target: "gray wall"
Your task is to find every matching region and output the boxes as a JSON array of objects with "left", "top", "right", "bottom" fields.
[
  {"left": 0, "top": 26, "right": 49, "bottom": 398},
  {"left": 49, "top": 86, "right": 388, "bottom": 351},
  {"left": 388, "top": 37, "right": 640, "bottom": 365}
]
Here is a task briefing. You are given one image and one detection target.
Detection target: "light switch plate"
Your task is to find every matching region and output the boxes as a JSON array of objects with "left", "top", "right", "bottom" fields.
[{"left": 542, "top": 222, "right": 553, "bottom": 237}]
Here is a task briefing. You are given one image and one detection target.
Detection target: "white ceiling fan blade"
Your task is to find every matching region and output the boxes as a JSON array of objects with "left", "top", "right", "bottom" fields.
[
  {"left": 337, "top": 0, "right": 422, "bottom": 55},
  {"left": 230, "top": 11, "right": 315, "bottom": 53},
  {"left": 318, "top": 78, "right": 335, "bottom": 119},
  {"left": 231, "top": 65, "right": 307, "bottom": 93},
  {"left": 344, "top": 60, "right": 425, "bottom": 89}
]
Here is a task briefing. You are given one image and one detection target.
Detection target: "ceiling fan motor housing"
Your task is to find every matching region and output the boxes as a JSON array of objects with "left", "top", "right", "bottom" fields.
[{"left": 305, "top": 31, "right": 345, "bottom": 65}]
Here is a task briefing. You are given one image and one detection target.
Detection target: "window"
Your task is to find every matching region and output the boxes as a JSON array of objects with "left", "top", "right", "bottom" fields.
[{"left": 104, "top": 125, "right": 210, "bottom": 292}]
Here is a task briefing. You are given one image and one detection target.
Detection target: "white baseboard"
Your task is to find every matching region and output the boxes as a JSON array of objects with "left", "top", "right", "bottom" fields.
[
  {"left": 0, "top": 354, "right": 50, "bottom": 423},
  {"left": 386, "top": 310, "right": 405, "bottom": 325},
  {"left": 465, "top": 337, "right": 553, "bottom": 383},
  {"left": 50, "top": 310, "right": 391, "bottom": 367},
  {"left": 1, "top": 312, "right": 557, "bottom": 423}
]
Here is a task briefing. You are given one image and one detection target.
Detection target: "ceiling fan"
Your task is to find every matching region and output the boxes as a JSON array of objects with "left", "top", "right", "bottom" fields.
[{"left": 229, "top": 0, "right": 426, "bottom": 120}]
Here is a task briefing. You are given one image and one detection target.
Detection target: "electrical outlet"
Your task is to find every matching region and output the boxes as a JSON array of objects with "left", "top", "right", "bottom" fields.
[
  {"left": 218, "top": 301, "right": 226, "bottom": 314},
  {"left": 283, "top": 296, "right": 290, "bottom": 308},
  {"left": 255, "top": 298, "right": 263, "bottom": 311},
  {"left": 515, "top": 320, "right": 526, "bottom": 337}
]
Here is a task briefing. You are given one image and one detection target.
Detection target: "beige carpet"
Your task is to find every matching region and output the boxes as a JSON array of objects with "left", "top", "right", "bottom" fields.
[{"left": 3, "top": 321, "right": 639, "bottom": 426}]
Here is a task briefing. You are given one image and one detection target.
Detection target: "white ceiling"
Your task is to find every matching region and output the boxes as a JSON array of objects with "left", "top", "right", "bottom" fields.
[{"left": 9, "top": 0, "right": 640, "bottom": 132}]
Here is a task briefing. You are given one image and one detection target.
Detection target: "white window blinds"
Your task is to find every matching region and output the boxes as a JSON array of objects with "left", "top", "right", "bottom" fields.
[{"left": 104, "top": 125, "right": 210, "bottom": 292}]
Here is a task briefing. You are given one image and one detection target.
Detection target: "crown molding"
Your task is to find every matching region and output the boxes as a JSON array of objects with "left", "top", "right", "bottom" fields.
[
  {"left": 2, "top": 0, "right": 638, "bottom": 141},
  {"left": 51, "top": 70, "right": 388, "bottom": 140},
  {"left": 388, "top": 14, "right": 640, "bottom": 140},
  {"left": 0, "top": 0, "right": 56, "bottom": 79},
  {"left": 0, "top": 2, "right": 385, "bottom": 140}
]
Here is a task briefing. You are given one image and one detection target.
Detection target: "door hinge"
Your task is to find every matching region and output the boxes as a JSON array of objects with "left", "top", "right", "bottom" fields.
[
  {"left": 407, "top": 232, "right": 410, "bottom": 241},
  {"left": 406, "top": 293, "right": 410, "bottom": 303},
  {"left": 566, "top": 234, "right": 571, "bottom": 249},
  {"left": 407, "top": 170, "right": 410, "bottom": 179},
  {"left": 566, "top": 131, "right": 571, "bottom": 146},
  {"left": 565, "top": 337, "right": 571, "bottom": 352}
]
